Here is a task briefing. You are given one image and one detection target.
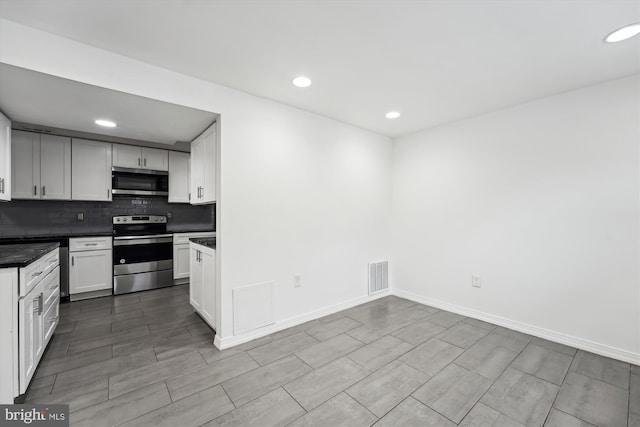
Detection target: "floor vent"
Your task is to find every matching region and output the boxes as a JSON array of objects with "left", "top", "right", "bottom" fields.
[{"left": 368, "top": 261, "right": 389, "bottom": 294}]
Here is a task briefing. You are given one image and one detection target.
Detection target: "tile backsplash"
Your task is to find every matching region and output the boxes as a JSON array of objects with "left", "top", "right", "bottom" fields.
[{"left": 0, "top": 196, "right": 214, "bottom": 237}]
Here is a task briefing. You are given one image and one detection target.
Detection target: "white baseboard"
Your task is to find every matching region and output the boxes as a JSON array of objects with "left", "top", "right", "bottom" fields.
[
  {"left": 215, "top": 289, "right": 391, "bottom": 350},
  {"left": 393, "top": 288, "right": 640, "bottom": 365}
]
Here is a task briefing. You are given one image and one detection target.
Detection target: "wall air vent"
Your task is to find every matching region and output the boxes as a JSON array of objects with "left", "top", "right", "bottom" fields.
[{"left": 368, "top": 261, "right": 389, "bottom": 295}]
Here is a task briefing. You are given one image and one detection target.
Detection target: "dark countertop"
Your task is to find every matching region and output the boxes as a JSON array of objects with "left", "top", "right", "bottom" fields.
[
  {"left": 168, "top": 225, "right": 215, "bottom": 233},
  {"left": 0, "top": 242, "right": 60, "bottom": 268},
  {"left": 189, "top": 237, "right": 216, "bottom": 249},
  {"left": 0, "top": 231, "right": 113, "bottom": 242}
]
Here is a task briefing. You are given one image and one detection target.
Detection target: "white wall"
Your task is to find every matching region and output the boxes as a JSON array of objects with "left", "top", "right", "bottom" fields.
[
  {"left": 0, "top": 19, "right": 392, "bottom": 345},
  {"left": 391, "top": 75, "right": 640, "bottom": 363}
]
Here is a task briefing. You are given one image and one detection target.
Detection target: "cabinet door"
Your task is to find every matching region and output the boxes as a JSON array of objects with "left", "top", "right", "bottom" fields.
[
  {"left": 201, "top": 123, "right": 217, "bottom": 203},
  {"left": 72, "top": 139, "right": 112, "bottom": 201},
  {"left": 18, "top": 287, "right": 43, "bottom": 394},
  {"left": 11, "top": 130, "right": 40, "bottom": 199},
  {"left": 190, "top": 135, "right": 204, "bottom": 205},
  {"left": 174, "top": 244, "right": 191, "bottom": 280},
  {"left": 40, "top": 135, "right": 71, "bottom": 200},
  {"left": 112, "top": 144, "right": 142, "bottom": 169},
  {"left": 69, "top": 249, "right": 113, "bottom": 294},
  {"left": 200, "top": 248, "right": 216, "bottom": 328},
  {"left": 142, "top": 148, "right": 168, "bottom": 171},
  {"left": 189, "top": 246, "right": 202, "bottom": 311},
  {"left": 0, "top": 111, "right": 11, "bottom": 201},
  {"left": 168, "top": 151, "right": 190, "bottom": 203}
]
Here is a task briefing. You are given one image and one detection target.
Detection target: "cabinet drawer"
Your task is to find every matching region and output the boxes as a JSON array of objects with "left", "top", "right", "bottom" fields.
[
  {"left": 43, "top": 296, "right": 59, "bottom": 344},
  {"left": 42, "top": 267, "right": 60, "bottom": 310},
  {"left": 19, "top": 258, "right": 45, "bottom": 297},
  {"left": 70, "top": 237, "right": 112, "bottom": 252},
  {"left": 173, "top": 232, "right": 215, "bottom": 245},
  {"left": 41, "top": 248, "right": 59, "bottom": 277}
]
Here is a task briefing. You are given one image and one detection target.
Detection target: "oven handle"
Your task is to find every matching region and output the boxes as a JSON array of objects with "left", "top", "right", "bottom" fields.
[
  {"left": 113, "top": 236, "right": 173, "bottom": 246},
  {"left": 114, "top": 234, "right": 173, "bottom": 240}
]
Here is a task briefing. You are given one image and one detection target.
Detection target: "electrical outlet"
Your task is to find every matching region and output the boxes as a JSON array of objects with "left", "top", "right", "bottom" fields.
[
  {"left": 77, "top": 212, "right": 84, "bottom": 221},
  {"left": 293, "top": 274, "right": 301, "bottom": 288},
  {"left": 167, "top": 212, "right": 173, "bottom": 219},
  {"left": 472, "top": 275, "right": 481, "bottom": 288}
]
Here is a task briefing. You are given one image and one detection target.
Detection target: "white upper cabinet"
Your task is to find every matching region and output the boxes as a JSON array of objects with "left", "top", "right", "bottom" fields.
[
  {"left": 0, "top": 112, "right": 11, "bottom": 201},
  {"left": 12, "top": 131, "right": 71, "bottom": 200},
  {"left": 142, "top": 147, "right": 168, "bottom": 171},
  {"left": 168, "top": 151, "right": 190, "bottom": 203},
  {"left": 11, "top": 131, "right": 39, "bottom": 199},
  {"left": 40, "top": 135, "right": 72, "bottom": 200},
  {"left": 113, "top": 144, "right": 168, "bottom": 171},
  {"left": 190, "top": 122, "right": 216, "bottom": 205},
  {"left": 112, "top": 144, "right": 141, "bottom": 169},
  {"left": 71, "top": 139, "right": 112, "bottom": 201}
]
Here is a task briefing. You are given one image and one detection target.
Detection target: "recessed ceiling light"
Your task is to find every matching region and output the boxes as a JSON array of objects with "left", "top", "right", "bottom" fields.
[
  {"left": 95, "top": 119, "right": 117, "bottom": 128},
  {"left": 293, "top": 76, "right": 312, "bottom": 88},
  {"left": 385, "top": 111, "right": 400, "bottom": 119},
  {"left": 605, "top": 23, "right": 640, "bottom": 43}
]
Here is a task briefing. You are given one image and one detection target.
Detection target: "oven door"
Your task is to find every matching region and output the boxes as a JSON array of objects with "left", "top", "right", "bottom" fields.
[{"left": 113, "top": 235, "right": 173, "bottom": 275}]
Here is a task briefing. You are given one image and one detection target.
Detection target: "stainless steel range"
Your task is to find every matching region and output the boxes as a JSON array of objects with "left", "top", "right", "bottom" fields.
[{"left": 112, "top": 215, "right": 173, "bottom": 295}]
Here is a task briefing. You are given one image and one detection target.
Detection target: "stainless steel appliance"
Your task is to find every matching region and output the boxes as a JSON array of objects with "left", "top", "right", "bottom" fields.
[
  {"left": 112, "top": 215, "right": 173, "bottom": 295},
  {"left": 112, "top": 167, "right": 169, "bottom": 197}
]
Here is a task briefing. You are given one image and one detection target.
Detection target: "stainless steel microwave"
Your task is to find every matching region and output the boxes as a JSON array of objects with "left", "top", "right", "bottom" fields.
[{"left": 112, "top": 167, "right": 169, "bottom": 196}]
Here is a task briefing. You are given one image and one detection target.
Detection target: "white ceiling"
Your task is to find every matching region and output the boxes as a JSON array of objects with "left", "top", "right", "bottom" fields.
[
  {"left": 0, "top": 0, "right": 638, "bottom": 138},
  {"left": 0, "top": 64, "right": 216, "bottom": 145}
]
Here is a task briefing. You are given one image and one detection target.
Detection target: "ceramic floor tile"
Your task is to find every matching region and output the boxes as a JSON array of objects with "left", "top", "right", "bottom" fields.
[
  {"left": 304, "top": 316, "right": 362, "bottom": 341},
  {"left": 530, "top": 337, "right": 577, "bottom": 357},
  {"left": 428, "top": 311, "right": 465, "bottom": 328},
  {"left": 462, "top": 317, "right": 498, "bottom": 331},
  {"left": 391, "top": 318, "right": 447, "bottom": 346},
  {"left": 35, "top": 345, "right": 114, "bottom": 377},
  {"left": 437, "top": 323, "right": 490, "bottom": 349},
  {"left": 375, "top": 397, "right": 456, "bottom": 427},
  {"left": 481, "top": 327, "right": 532, "bottom": 353},
  {"left": 570, "top": 350, "right": 630, "bottom": 389},
  {"left": 346, "top": 360, "right": 430, "bottom": 417},
  {"left": 284, "top": 357, "right": 369, "bottom": 410},
  {"left": 455, "top": 341, "right": 518, "bottom": 380},
  {"left": 544, "top": 409, "right": 596, "bottom": 427},
  {"left": 413, "top": 363, "right": 492, "bottom": 423},
  {"left": 459, "top": 402, "right": 526, "bottom": 427},
  {"left": 295, "top": 333, "right": 364, "bottom": 368},
  {"left": 52, "top": 348, "right": 157, "bottom": 391},
  {"left": 554, "top": 372, "right": 628, "bottom": 427},
  {"left": 347, "top": 335, "right": 414, "bottom": 371},
  {"left": 287, "top": 392, "right": 377, "bottom": 427},
  {"left": 166, "top": 352, "right": 259, "bottom": 401},
  {"left": 481, "top": 368, "right": 559, "bottom": 427},
  {"left": 210, "top": 388, "right": 305, "bottom": 427},
  {"left": 70, "top": 382, "right": 171, "bottom": 427},
  {"left": 108, "top": 350, "right": 205, "bottom": 398},
  {"left": 511, "top": 343, "right": 573, "bottom": 385},
  {"left": 221, "top": 354, "right": 312, "bottom": 407},
  {"left": 119, "top": 384, "right": 234, "bottom": 427},
  {"left": 66, "top": 325, "right": 150, "bottom": 354},
  {"left": 399, "top": 338, "right": 464, "bottom": 375},
  {"left": 248, "top": 331, "right": 319, "bottom": 365}
]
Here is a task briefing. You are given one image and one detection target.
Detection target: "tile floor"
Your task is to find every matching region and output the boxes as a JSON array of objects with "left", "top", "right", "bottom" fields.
[{"left": 25, "top": 285, "right": 638, "bottom": 427}]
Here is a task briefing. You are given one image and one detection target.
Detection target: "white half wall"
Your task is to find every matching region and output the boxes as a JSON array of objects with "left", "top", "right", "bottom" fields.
[
  {"left": 391, "top": 75, "right": 640, "bottom": 363},
  {"left": 0, "top": 19, "right": 392, "bottom": 342}
]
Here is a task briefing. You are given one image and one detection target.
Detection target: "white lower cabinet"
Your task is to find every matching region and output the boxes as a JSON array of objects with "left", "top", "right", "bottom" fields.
[
  {"left": 0, "top": 246, "right": 60, "bottom": 401},
  {"left": 69, "top": 237, "right": 113, "bottom": 300},
  {"left": 173, "top": 232, "right": 215, "bottom": 282},
  {"left": 18, "top": 282, "right": 44, "bottom": 392},
  {"left": 189, "top": 242, "right": 216, "bottom": 330}
]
